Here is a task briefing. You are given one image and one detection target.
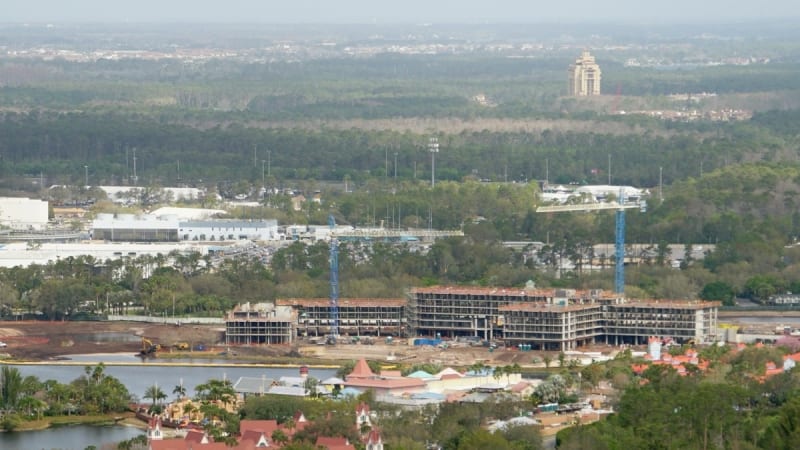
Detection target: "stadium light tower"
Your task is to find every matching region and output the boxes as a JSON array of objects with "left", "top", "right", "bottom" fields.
[{"left": 428, "top": 137, "right": 439, "bottom": 187}]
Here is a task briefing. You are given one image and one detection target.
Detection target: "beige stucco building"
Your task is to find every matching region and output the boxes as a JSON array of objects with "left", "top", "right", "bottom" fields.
[{"left": 568, "top": 51, "right": 602, "bottom": 96}]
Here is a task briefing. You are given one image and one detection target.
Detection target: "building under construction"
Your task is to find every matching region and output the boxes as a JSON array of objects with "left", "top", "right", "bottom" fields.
[
  {"left": 276, "top": 298, "right": 406, "bottom": 337},
  {"left": 223, "top": 287, "right": 718, "bottom": 351},
  {"left": 408, "top": 286, "right": 611, "bottom": 342},
  {"left": 225, "top": 302, "right": 295, "bottom": 345},
  {"left": 409, "top": 286, "right": 719, "bottom": 351}
]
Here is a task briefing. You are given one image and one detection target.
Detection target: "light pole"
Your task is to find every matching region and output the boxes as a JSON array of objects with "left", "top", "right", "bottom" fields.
[
  {"left": 267, "top": 150, "right": 271, "bottom": 177},
  {"left": 394, "top": 152, "right": 398, "bottom": 182},
  {"left": 261, "top": 160, "right": 266, "bottom": 187},
  {"left": 428, "top": 137, "right": 439, "bottom": 187},
  {"left": 84, "top": 165, "right": 88, "bottom": 187}
]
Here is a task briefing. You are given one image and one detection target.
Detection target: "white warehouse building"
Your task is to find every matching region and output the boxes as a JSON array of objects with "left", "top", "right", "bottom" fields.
[
  {"left": 0, "top": 197, "right": 49, "bottom": 230},
  {"left": 92, "top": 214, "right": 279, "bottom": 242},
  {"left": 179, "top": 220, "right": 279, "bottom": 242}
]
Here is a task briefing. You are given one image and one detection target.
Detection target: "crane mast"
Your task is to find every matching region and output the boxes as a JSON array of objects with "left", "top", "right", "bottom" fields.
[
  {"left": 537, "top": 195, "right": 645, "bottom": 295},
  {"left": 328, "top": 214, "right": 340, "bottom": 340}
]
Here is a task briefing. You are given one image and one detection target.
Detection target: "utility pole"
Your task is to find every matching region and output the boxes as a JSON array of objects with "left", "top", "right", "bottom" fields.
[
  {"left": 545, "top": 158, "right": 549, "bottom": 185},
  {"left": 132, "top": 148, "right": 138, "bottom": 186},
  {"left": 84, "top": 165, "right": 88, "bottom": 187},
  {"left": 267, "top": 150, "right": 271, "bottom": 177},
  {"left": 608, "top": 154, "right": 612, "bottom": 185},
  {"left": 394, "top": 152, "right": 398, "bottom": 182},
  {"left": 428, "top": 137, "right": 439, "bottom": 187},
  {"left": 253, "top": 144, "right": 257, "bottom": 168},
  {"left": 261, "top": 160, "right": 266, "bottom": 187}
]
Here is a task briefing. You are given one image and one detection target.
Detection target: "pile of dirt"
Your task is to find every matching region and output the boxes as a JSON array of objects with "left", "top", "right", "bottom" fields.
[{"left": 0, "top": 321, "right": 226, "bottom": 361}]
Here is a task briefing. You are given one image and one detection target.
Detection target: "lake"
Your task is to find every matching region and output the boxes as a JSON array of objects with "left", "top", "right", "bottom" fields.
[
  {"left": 11, "top": 353, "right": 338, "bottom": 401},
  {"left": 2, "top": 424, "right": 143, "bottom": 450},
  {"left": 4, "top": 354, "right": 339, "bottom": 449}
]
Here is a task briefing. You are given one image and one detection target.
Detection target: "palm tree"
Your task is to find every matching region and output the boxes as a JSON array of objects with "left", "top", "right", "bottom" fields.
[
  {"left": 468, "top": 362, "right": 488, "bottom": 375},
  {"left": 271, "top": 429, "right": 289, "bottom": 445},
  {"left": 144, "top": 384, "right": 166, "bottom": 412},
  {"left": 1, "top": 366, "right": 23, "bottom": 411},
  {"left": 195, "top": 378, "right": 236, "bottom": 407},
  {"left": 492, "top": 366, "right": 505, "bottom": 382},
  {"left": 303, "top": 377, "right": 319, "bottom": 398},
  {"left": 18, "top": 395, "right": 47, "bottom": 420},
  {"left": 183, "top": 402, "right": 198, "bottom": 421},
  {"left": 173, "top": 382, "right": 186, "bottom": 401}
]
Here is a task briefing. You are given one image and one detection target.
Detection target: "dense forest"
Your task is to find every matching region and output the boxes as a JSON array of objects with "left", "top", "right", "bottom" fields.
[{"left": 0, "top": 23, "right": 799, "bottom": 308}]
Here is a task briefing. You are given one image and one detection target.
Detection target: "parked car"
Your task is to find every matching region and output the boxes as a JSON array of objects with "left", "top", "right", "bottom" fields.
[{"left": 0, "top": 341, "right": 7, "bottom": 347}]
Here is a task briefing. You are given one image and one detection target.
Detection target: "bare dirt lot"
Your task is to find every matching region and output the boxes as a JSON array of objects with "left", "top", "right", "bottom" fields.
[
  {"left": 0, "top": 320, "right": 548, "bottom": 368},
  {"left": 0, "top": 321, "right": 226, "bottom": 361}
]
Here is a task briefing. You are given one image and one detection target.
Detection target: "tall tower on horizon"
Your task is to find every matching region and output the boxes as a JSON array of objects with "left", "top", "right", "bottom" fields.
[{"left": 568, "top": 50, "right": 602, "bottom": 96}]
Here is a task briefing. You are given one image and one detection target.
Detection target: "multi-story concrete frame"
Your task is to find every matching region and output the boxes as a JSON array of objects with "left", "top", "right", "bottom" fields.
[
  {"left": 603, "top": 300, "right": 719, "bottom": 345},
  {"left": 408, "top": 286, "right": 611, "bottom": 341},
  {"left": 500, "top": 303, "right": 605, "bottom": 351},
  {"left": 276, "top": 298, "right": 406, "bottom": 337},
  {"left": 410, "top": 286, "right": 718, "bottom": 351},
  {"left": 568, "top": 51, "right": 602, "bottom": 96},
  {"left": 501, "top": 299, "right": 718, "bottom": 351},
  {"left": 225, "top": 302, "right": 295, "bottom": 345}
]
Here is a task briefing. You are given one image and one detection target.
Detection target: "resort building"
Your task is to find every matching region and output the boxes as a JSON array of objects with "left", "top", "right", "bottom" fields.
[
  {"left": 409, "top": 286, "right": 719, "bottom": 351},
  {"left": 276, "top": 298, "right": 406, "bottom": 337},
  {"left": 224, "top": 302, "right": 295, "bottom": 345},
  {"left": 408, "top": 286, "right": 612, "bottom": 341},
  {"left": 222, "top": 287, "right": 719, "bottom": 353},
  {"left": 568, "top": 51, "right": 602, "bottom": 96}
]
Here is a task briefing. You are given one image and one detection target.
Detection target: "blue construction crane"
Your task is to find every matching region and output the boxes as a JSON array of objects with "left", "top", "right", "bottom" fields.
[
  {"left": 537, "top": 194, "right": 645, "bottom": 295},
  {"left": 328, "top": 214, "right": 340, "bottom": 340}
]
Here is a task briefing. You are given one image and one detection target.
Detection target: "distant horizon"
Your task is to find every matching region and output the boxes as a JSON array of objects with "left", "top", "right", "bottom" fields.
[{"left": 3, "top": 0, "right": 797, "bottom": 25}]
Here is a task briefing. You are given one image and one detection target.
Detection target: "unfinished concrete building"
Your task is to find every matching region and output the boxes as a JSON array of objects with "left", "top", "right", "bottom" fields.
[
  {"left": 500, "top": 303, "right": 605, "bottom": 351},
  {"left": 410, "top": 286, "right": 719, "bottom": 351},
  {"left": 408, "top": 286, "right": 612, "bottom": 341},
  {"left": 603, "top": 300, "right": 719, "bottom": 345},
  {"left": 225, "top": 302, "right": 295, "bottom": 345},
  {"left": 276, "top": 298, "right": 406, "bottom": 337}
]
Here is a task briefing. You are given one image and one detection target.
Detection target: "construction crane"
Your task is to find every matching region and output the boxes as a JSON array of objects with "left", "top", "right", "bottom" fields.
[
  {"left": 327, "top": 214, "right": 340, "bottom": 342},
  {"left": 537, "top": 193, "right": 645, "bottom": 295}
]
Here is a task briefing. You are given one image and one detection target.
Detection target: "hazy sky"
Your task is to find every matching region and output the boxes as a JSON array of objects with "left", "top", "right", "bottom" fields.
[{"left": 4, "top": 0, "right": 797, "bottom": 23}]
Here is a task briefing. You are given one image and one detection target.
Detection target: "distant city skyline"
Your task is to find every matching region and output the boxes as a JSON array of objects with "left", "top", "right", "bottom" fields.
[{"left": 3, "top": 0, "right": 797, "bottom": 24}]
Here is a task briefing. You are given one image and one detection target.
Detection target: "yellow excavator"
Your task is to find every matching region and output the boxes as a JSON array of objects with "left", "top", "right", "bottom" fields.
[{"left": 138, "top": 337, "right": 161, "bottom": 357}]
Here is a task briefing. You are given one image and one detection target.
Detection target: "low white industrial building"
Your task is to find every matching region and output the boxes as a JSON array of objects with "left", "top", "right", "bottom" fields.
[
  {"left": 0, "top": 241, "right": 210, "bottom": 269},
  {"left": 92, "top": 213, "right": 180, "bottom": 242},
  {"left": 179, "top": 219, "right": 279, "bottom": 242},
  {"left": 0, "top": 197, "right": 49, "bottom": 230},
  {"left": 92, "top": 214, "right": 279, "bottom": 242}
]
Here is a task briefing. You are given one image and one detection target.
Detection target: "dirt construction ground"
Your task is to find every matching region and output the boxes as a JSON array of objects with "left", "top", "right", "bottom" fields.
[
  {"left": 0, "top": 321, "right": 228, "bottom": 361},
  {"left": 0, "top": 320, "right": 551, "bottom": 367}
]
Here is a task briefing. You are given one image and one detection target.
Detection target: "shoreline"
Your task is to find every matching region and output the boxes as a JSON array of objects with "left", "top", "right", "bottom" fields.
[
  {"left": 719, "top": 310, "right": 800, "bottom": 317},
  {"left": 9, "top": 413, "right": 144, "bottom": 433},
  {"left": 0, "top": 356, "right": 340, "bottom": 369}
]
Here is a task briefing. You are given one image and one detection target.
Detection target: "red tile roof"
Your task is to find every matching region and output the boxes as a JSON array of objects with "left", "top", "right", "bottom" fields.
[{"left": 347, "top": 359, "right": 375, "bottom": 379}]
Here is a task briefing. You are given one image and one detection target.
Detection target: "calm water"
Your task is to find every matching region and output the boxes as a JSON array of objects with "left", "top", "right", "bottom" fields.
[
  {"left": 1, "top": 424, "right": 143, "bottom": 450},
  {"left": 5, "top": 354, "right": 339, "bottom": 449},
  {"left": 11, "top": 355, "right": 338, "bottom": 401}
]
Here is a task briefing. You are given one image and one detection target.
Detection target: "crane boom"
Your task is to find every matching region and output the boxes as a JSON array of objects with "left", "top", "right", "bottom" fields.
[{"left": 536, "top": 202, "right": 639, "bottom": 213}]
